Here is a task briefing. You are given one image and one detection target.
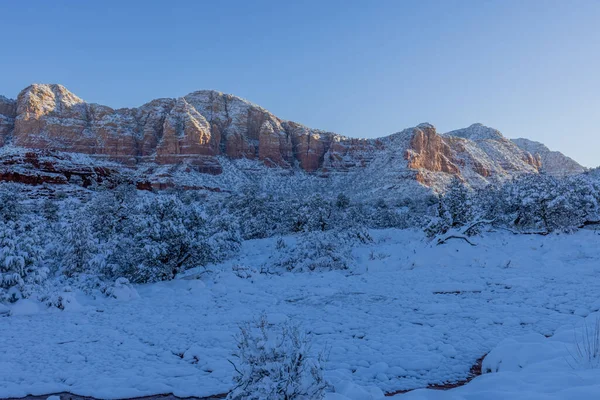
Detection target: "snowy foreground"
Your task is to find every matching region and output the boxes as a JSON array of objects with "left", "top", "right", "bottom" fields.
[{"left": 2, "top": 229, "right": 600, "bottom": 399}]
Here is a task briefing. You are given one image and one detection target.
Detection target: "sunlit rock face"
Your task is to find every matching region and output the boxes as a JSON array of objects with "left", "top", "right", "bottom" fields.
[
  {"left": 406, "top": 123, "right": 460, "bottom": 175},
  {"left": 512, "top": 138, "right": 585, "bottom": 177},
  {"left": 2, "top": 84, "right": 582, "bottom": 191}
]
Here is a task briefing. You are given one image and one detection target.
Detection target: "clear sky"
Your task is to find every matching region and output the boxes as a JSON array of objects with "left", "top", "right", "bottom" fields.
[{"left": 1, "top": 1, "right": 599, "bottom": 166}]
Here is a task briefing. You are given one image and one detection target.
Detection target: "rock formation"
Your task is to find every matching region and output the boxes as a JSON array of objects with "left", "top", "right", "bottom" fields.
[
  {"left": 512, "top": 138, "right": 585, "bottom": 177},
  {"left": 0, "top": 95, "right": 16, "bottom": 146},
  {"left": 0, "top": 84, "right": 583, "bottom": 191}
]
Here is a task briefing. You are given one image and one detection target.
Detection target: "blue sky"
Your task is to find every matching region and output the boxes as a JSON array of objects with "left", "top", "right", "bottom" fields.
[{"left": 2, "top": 1, "right": 599, "bottom": 166}]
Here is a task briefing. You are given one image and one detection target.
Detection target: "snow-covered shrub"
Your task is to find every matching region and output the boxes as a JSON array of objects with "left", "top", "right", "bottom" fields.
[
  {"left": 423, "top": 196, "right": 452, "bottom": 238},
  {"left": 335, "top": 193, "right": 350, "bottom": 209},
  {"left": 0, "top": 221, "right": 48, "bottom": 303},
  {"left": 228, "top": 315, "right": 326, "bottom": 400},
  {"left": 570, "top": 317, "right": 600, "bottom": 369},
  {"left": 487, "top": 174, "right": 600, "bottom": 233},
  {"left": 223, "top": 188, "right": 285, "bottom": 240},
  {"left": 340, "top": 226, "right": 373, "bottom": 244},
  {"left": 107, "top": 195, "right": 213, "bottom": 283},
  {"left": 102, "top": 277, "right": 140, "bottom": 301},
  {"left": 0, "top": 183, "right": 23, "bottom": 223},
  {"left": 232, "top": 264, "right": 256, "bottom": 279},
  {"left": 424, "top": 178, "right": 480, "bottom": 238},
  {"left": 205, "top": 214, "right": 243, "bottom": 262},
  {"left": 268, "top": 230, "right": 357, "bottom": 273},
  {"left": 275, "top": 237, "right": 287, "bottom": 250},
  {"left": 442, "top": 177, "right": 473, "bottom": 227},
  {"left": 60, "top": 217, "right": 98, "bottom": 278},
  {"left": 291, "top": 194, "right": 333, "bottom": 233},
  {"left": 367, "top": 199, "right": 410, "bottom": 229},
  {"left": 87, "top": 184, "right": 137, "bottom": 240},
  {"left": 42, "top": 199, "right": 60, "bottom": 223},
  {"left": 423, "top": 215, "right": 449, "bottom": 238},
  {"left": 39, "top": 287, "right": 81, "bottom": 311}
]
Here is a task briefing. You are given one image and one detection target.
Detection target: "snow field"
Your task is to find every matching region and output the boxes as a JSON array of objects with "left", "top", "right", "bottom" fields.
[{"left": 2, "top": 229, "right": 600, "bottom": 399}]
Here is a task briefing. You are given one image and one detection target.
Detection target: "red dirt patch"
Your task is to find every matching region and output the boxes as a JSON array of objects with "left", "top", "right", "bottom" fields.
[{"left": 385, "top": 354, "right": 487, "bottom": 396}]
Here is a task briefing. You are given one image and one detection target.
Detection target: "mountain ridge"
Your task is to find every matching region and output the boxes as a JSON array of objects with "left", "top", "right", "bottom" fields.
[{"left": 0, "top": 83, "right": 585, "bottom": 193}]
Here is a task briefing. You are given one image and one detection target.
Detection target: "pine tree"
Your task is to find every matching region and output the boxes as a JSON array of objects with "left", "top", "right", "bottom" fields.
[
  {"left": 442, "top": 177, "right": 472, "bottom": 227},
  {"left": 0, "top": 221, "right": 47, "bottom": 302}
]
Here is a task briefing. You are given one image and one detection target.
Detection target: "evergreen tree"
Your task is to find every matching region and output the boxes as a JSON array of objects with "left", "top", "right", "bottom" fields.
[{"left": 0, "top": 221, "right": 47, "bottom": 302}]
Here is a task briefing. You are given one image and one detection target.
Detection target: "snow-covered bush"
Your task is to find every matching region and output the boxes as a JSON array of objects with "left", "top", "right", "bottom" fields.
[
  {"left": 367, "top": 199, "right": 410, "bottom": 229},
  {"left": 107, "top": 195, "right": 213, "bottom": 283},
  {"left": 205, "top": 213, "right": 243, "bottom": 262},
  {"left": 228, "top": 315, "right": 326, "bottom": 400},
  {"left": 0, "top": 221, "right": 48, "bottom": 303},
  {"left": 102, "top": 277, "right": 139, "bottom": 301},
  {"left": 268, "top": 230, "right": 363, "bottom": 273},
  {"left": 335, "top": 193, "right": 350, "bottom": 209},
  {"left": 442, "top": 177, "right": 473, "bottom": 227},
  {"left": 232, "top": 264, "right": 256, "bottom": 279},
  {"left": 222, "top": 188, "right": 285, "bottom": 240},
  {"left": 60, "top": 217, "right": 98, "bottom": 278},
  {"left": 42, "top": 199, "right": 60, "bottom": 223},
  {"left": 39, "top": 286, "right": 81, "bottom": 311},
  {"left": 0, "top": 184, "right": 23, "bottom": 223},
  {"left": 570, "top": 317, "right": 600, "bottom": 369},
  {"left": 424, "top": 174, "right": 600, "bottom": 236}
]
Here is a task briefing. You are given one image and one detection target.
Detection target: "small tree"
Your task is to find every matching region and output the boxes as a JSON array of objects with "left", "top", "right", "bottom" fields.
[
  {"left": 442, "top": 177, "right": 472, "bottom": 227},
  {"left": 228, "top": 315, "right": 326, "bottom": 400},
  {"left": 335, "top": 193, "right": 350, "bottom": 209},
  {"left": 269, "top": 231, "right": 355, "bottom": 273},
  {"left": 0, "top": 184, "right": 23, "bottom": 223},
  {"left": 109, "top": 195, "right": 212, "bottom": 283},
  {"left": 42, "top": 199, "right": 60, "bottom": 223},
  {"left": 0, "top": 221, "right": 47, "bottom": 302},
  {"left": 61, "top": 217, "right": 97, "bottom": 278}
]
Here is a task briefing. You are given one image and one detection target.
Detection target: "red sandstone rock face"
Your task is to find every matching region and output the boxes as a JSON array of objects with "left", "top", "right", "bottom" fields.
[
  {"left": 401, "top": 123, "right": 545, "bottom": 187},
  {"left": 0, "top": 150, "right": 126, "bottom": 187},
  {"left": 283, "top": 122, "right": 328, "bottom": 172},
  {"left": 155, "top": 98, "right": 218, "bottom": 163},
  {"left": 2, "top": 84, "right": 551, "bottom": 189},
  {"left": 405, "top": 124, "right": 461, "bottom": 175},
  {"left": 10, "top": 85, "right": 313, "bottom": 174},
  {"left": 10, "top": 84, "right": 368, "bottom": 174}
]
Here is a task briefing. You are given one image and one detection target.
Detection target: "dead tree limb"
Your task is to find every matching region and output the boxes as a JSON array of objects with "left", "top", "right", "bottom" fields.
[{"left": 436, "top": 218, "right": 495, "bottom": 246}]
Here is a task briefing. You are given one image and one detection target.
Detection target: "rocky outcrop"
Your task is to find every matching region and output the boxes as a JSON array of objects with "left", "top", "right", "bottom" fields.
[
  {"left": 0, "top": 149, "right": 124, "bottom": 187},
  {"left": 0, "top": 96, "right": 16, "bottom": 146},
  {"left": 401, "top": 123, "right": 545, "bottom": 186},
  {"left": 512, "top": 138, "right": 585, "bottom": 177},
  {"left": 155, "top": 98, "right": 218, "bottom": 165},
  {"left": 406, "top": 123, "right": 460, "bottom": 175},
  {"left": 10, "top": 85, "right": 306, "bottom": 173},
  {"left": 8, "top": 84, "right": 378, "bottom": 175},
  {"left": 0, "top": 84, "right": 584, "bottom": 190}
]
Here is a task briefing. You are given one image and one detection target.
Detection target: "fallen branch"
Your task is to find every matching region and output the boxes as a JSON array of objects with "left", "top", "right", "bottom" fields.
[
  {"left": 436, "top": 219, "right": 494, "bottom": 246},
  {"left": 437, "top": 234, "right": 476, "bottom": 246}
]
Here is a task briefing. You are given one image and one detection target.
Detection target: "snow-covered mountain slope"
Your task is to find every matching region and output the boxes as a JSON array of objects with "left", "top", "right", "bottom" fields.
[
  {"left": 0, "top": 84, "right": 585, "bottom": 194},
  {"left": 512, "top": 137, "right": 586, "bottom": 177}
]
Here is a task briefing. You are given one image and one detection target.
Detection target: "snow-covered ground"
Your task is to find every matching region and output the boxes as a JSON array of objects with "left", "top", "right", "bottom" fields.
[{"left": 2, "top": 229, "right": 600, "bottom": 399}]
